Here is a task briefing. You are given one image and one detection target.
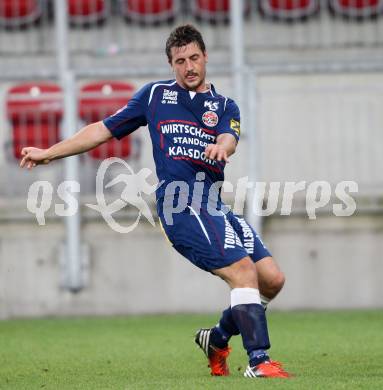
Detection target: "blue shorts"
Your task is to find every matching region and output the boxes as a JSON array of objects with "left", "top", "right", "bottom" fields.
[{"left": 157, "top": 200, "right": 271, "bottom": 272}]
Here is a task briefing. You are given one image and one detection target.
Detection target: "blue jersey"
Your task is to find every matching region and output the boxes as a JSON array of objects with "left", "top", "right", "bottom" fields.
[
  {"left": 103, "top": 79, "right": 240, "bottom": 202},
  {"left": 103, "top": 80, "right": 270, "bottom": 272}
]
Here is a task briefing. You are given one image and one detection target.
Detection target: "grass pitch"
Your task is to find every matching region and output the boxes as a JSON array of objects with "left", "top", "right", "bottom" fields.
[{"left": 0, "top": 311, "right": 382, "bottom": 389}]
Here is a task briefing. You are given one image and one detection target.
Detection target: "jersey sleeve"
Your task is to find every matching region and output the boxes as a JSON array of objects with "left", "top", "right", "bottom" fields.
[
  {"left": 103, "top": 83, "right": 152, "bottom": 139},
  {"left": 217, "top": 98, "right": 241, "bottom": 142}
]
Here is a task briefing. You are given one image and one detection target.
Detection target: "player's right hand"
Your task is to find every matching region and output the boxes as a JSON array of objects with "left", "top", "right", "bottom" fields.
[{"left": 20, "top": 147, "right": 51, "bottom": 169}]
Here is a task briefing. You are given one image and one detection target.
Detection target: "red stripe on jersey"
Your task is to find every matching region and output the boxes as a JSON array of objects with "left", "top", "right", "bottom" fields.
[{"left": 171, "top": 156, "right": 222, "bottom": 173}]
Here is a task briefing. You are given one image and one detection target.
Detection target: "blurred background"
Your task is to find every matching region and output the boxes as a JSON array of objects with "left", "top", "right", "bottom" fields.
[{"left": 0, "top": 0, "right": 382, "bottom": 319}]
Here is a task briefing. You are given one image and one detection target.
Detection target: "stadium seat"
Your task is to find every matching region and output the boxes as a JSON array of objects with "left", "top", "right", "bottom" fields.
[
  {"left": 328, "top": 0, "right": 383, "bottom": 19},
  {"left": 192, "top": 0, "right": 230, "bottom": 22},
  {"left": 258, "top": 0, "right": 320, "bottom": 21},
  {"left": 120, "top": 0, "right": 178, "bottom": 24},
  {"left": 67, "top": 0, "right": 107, "bottom": 26},
  {"left": 191, "top": 0, "right": 250, "bottom": 23},
  {"left": 0, "top": 0, "right": 42, "bottom": 28},
  {"left": 6, "top": 82, "right": 62, "bottom": 159},
  {"left": 79, "top": 81, "right": 135, "bottom": 159}
]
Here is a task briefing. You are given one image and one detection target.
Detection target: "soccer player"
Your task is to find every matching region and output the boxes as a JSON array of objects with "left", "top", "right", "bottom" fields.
[{"left": 20, "top": 24, "right": 290, "bottom": 378}]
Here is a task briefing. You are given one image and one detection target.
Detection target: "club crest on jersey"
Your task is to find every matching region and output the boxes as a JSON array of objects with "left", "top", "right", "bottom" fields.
[
  {"left": 230, "top": 119, "right": 240, "bottom": 136},
  {"left": 161, "top": 89, "right": 178, "bottom": 105},
  {"left": 204, "top": 100, "right": 219, "bottom": 111},
  {"left": 202, "top": 111, "right": 219, "bottom": 127}
]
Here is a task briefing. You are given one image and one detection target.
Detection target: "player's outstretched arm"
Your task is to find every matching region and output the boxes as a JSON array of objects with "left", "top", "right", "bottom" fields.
[
  {"left": 204, "top": 133, "right": 237, "bottom": 163},
  {"left": 20, "top": 121, "right": 113, "bottom": 170}
]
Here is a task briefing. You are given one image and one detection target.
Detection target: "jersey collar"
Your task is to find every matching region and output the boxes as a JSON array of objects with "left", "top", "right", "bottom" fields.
[{"left": 175, "top": 80, "right": 216, "bottom": 97}]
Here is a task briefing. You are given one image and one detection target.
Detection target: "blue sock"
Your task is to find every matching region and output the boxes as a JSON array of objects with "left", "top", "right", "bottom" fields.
[
  {"left": 231, "top": 303, "right": 270, "bottom": 367},
  {"left": 210, "top": 307, "right": 240, "bottom": 348},
  {"left": 249, "top": 349, "right": 270, "bottom": 367}
]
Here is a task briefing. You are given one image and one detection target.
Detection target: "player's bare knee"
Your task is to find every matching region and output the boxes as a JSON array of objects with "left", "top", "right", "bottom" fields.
[
  {"left": 267, "top": 271, "right": 285, "bottom": 298},
  {"left": 275, "top": 271, "right": 285, "bottom": 292}
]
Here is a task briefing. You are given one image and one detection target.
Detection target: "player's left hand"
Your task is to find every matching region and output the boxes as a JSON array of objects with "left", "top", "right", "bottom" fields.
[{"left": 204, "top": 144, "right": 229, "bottom": 163}]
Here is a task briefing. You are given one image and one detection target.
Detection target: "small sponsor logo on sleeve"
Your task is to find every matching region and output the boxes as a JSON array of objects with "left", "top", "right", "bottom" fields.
[{"left": 230, "top": 119, "right": 240, "bottom": 136}]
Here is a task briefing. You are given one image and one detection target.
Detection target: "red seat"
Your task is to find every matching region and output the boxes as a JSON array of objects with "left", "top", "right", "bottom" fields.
[
  {"left": 79, "top": 81, "right": 135, "bottom": 159},
  {"left": 259, "top": 0, "right": 319, "bottom": 20},
  {"left": 12, "top": 123, "right": 60, "bottom": 157},
  {"left": 67, "top": 0, "right": 107, "bottom": 25},
  {"left": 192, "top": 0, "right": 230, "bottom": 22},
  {"left": 329, "top": 0, "right": 383, "bottom": 18},
  {"left": 6, "top": 82, "right": 62, "bottom": 159},
  {"left": 120, "top": 0, "right": 178, "bottom": 23},
  {"left": 0, "top": 0, "right": 42, "bottom": 28},
  {"left": 192, "top": 0, "right": 250, "bottom": 22}
]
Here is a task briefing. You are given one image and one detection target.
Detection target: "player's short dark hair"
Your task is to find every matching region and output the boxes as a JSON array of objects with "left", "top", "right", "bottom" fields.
[{"left": 166, "top": 24, "right": 206, "bottom": 63}]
